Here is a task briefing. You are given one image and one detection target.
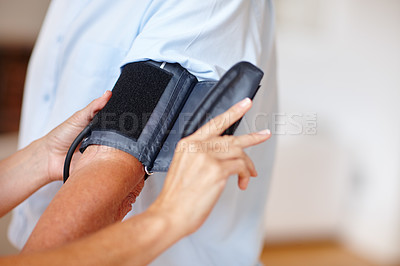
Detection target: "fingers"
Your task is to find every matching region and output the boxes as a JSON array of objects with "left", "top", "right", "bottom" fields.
[
  {"left": 230, "top": 129, "right": 271, "bottom": 148},
  {"left": 221, "top": 159, "right": 253, "bottom": 190},
  {"left": 192, "top": 98, "right": 252, "bottom": 139},
  {"left": 212, "top": 146, "right": 257, "bottom": 176},
  {"left": 177, "top": 97, "right": 273, "bottom": 193},
  {"left": 86, "top": 90, "right": 112, "bottom": 121},
  {"left": 200, "top": 128, "right": 271, "bottom": 177},
  {"left": 72, "top": 90, "right": 112, "bottom": 126},
  {"left": 238, "top": 176, "right": 250, "bottom": 190}
]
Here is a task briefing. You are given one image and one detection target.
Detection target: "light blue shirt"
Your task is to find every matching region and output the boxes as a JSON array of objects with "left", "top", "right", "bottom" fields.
[{"left": 10, "top": 1, "right": 277, "bottom": 265}]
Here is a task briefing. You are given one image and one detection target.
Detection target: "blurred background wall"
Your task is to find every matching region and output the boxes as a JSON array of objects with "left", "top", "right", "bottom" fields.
[
  {"left": 0, "top": 0, "right": 51, "bottom": 256},
  {"left": 0, "top": 0, "right": 51, "bottom": 133},
  {"left": 0, "top": 0, "right": 399, "bottom": 265},
  {"left": 0, "top": 0, "right": 50, "bottom": 47},
  {"left": 265, "top": 0, "right": 400, "bottom": 265}
]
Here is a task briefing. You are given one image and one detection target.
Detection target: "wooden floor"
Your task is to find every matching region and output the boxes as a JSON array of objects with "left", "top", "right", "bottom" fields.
[{"left": 260, "top": 241, "right": 379, "bottom": 266}]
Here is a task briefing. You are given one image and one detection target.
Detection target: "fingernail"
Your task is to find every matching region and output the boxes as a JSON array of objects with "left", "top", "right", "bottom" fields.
[
  {"left": 257, "top": 129, "right": 271, "bottom": 135},
  {"left": 103, "top": 90, "right": 110, "bottom": 95},
  {"left": 239, "top": 98, "right": 251, "bottom": 108}
]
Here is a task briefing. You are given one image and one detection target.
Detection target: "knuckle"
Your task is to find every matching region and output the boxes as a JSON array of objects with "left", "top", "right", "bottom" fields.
[
  {"left": 213, "top": 117, "right": 229, "bottom": 132},
  {"left": 229, "top": 146, "right": 241, "bottom": 156},
  {"left": 208, "top": 158, "right": 222, "bottom": 173},
  {"left": 238, "top": 149, "right": 247, "bottom": 159},
  {"left": 231, "top": 137, "right": 240, "bottom": 146},
  {"left": 176, "top": 138, "right": 187, "bottom": 149},
  {"left": 240, "top": 169, "right": 250, "bottom": 179},
  {"left": 176, "top": 138, "right": 193, "bottom": 152},
  {"left": 239, "top": 159, "right": 248, "bottom": 170},
  {"left": 178, "top": 137, "right": 189, "bottom": 145},
  {"left": 221, "top": 135, "right": 232, "bottom": 142}
]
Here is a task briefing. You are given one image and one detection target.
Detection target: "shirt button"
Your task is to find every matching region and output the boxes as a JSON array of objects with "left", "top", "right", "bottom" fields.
[{"left": 43, "top": 93, "right": 50, "bottom": 102}]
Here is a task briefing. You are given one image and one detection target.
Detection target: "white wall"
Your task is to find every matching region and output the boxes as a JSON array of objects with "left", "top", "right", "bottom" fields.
[{"left": 265, "top": 0, "right": 400, "bottom": 264}]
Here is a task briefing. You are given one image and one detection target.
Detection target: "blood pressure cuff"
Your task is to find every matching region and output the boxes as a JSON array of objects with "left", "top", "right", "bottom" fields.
[
  {"left": 79, "top": 60, "right": 197, "bottom": 172},
  {"left": 78, "top": 60, "right": 263, "bottom": 175}
]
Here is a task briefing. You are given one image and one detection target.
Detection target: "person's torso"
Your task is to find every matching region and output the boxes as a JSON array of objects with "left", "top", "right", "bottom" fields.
[{"left": 13, "top": 1, "right": 277, "bottom": 265}]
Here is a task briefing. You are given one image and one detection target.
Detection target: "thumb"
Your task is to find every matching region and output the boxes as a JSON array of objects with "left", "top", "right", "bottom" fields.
[{"left": 71, "top": 90, "right": 112, "bottom": 127}]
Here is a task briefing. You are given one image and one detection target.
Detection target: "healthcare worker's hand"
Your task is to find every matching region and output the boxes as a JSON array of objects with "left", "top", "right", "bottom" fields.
[
  {"left": 41, "top": 91, "right": 112, "bottom": 182},
  {"left": 0, "top": 92, "right": 112, "bottom": 218},
  {"left": 149, "top": 98, "right": 271, "bottom": 237}
]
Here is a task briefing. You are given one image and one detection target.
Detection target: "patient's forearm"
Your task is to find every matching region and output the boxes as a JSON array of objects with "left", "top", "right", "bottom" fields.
[{"left": 23, "top": 145, "right": 145, "bottom": 252}]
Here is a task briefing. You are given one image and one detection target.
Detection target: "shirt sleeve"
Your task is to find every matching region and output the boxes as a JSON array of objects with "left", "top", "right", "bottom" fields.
[{"left": 121, "top": 0, "right": 268, "bottom": 81}]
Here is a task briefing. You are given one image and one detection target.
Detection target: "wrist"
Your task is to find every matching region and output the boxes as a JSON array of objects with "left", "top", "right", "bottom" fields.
[
  {"left": 147, "top": 200, "right": 191, "bottom": 239},
  {"left": 24, "top": 137, "right": 53, "bottom": 186}
]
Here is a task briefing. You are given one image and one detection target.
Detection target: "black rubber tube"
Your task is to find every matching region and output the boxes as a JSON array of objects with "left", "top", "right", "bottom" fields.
[{"left": 63, "top": 125, "right": 92, "bottom": 183}]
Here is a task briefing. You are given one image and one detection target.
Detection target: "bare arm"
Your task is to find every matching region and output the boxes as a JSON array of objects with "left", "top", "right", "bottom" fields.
[
  {"left": 1, "top": 98, "right": 271, "bottom": 265},
  {"left": 3, "top": 208, "right": 180, "bottom": 266},
  {"left": 0, "top": 139, "right": 49, "bottom": 217},
  {"left": 0, "top": 91, "right": 112, "bottom": 218},
  {"left": 22, "top": 145, "right": 145, "bottom": 252}
]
